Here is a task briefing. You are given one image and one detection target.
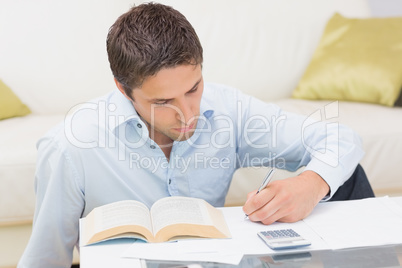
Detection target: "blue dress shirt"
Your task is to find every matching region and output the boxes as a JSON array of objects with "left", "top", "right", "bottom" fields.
[{"left": 18, "top": 83, "right": 364, "bottom": 267}]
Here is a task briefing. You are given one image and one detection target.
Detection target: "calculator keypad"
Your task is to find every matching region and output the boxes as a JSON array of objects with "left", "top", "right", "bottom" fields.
[
  {"left": 257, "top": 228, "right": 311, "bottom": 249},
  {"left": 260, "top": 229, "right": 300, "bottom": 240}
]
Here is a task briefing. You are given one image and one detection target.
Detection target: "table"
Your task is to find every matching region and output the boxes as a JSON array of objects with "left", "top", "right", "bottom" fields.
[
  {"left": 146, "top": 245, "right": 402, "bottom": 267},
  {"left": 80, "top": 197, "right": 402, "bottom": 268}
]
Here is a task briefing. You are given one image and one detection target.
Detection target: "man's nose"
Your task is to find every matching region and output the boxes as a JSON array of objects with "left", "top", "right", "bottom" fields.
[{"left": 176, "top": 99, "right": 194, "bottom": 125}]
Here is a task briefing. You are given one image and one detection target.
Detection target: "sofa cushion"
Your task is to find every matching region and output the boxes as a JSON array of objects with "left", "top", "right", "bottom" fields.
[
  {"left": 293, "top": 13, "right": 402, "bottom": 106},
  {"left": 0, "top": 114, "right": 64, "bottom": 225},
  {"left": 0, "top": 79, "right": 31, "bottom": 120}
]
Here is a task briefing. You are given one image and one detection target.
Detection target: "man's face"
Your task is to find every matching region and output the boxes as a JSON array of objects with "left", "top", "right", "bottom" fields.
[{"left": 128, "top": 64, "right": 204, "bottom": 145}]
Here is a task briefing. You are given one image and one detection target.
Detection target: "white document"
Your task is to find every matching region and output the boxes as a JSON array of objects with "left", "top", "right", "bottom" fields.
[
  {"left": 303, "top": 196, "right": 402, "bottom": 249},
  {"left": 121, "top": 239, "right": 243, "bottom": 265},
  {"left": 80, "top": 239, "right": 143, "bottom": 268},
  {"left": 215, "top": 207, "right": 330, "bottom": 255}
]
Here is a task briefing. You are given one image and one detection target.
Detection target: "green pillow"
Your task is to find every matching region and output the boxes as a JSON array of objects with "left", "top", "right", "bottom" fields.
[
  {"left": 0, "top": 79, "right": 31, "bottom": 120},
  {"left": 293, "top": 13, "right": 402, "bottom": 106}
]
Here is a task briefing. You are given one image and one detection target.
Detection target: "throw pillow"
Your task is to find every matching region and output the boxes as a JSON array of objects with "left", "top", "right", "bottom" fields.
[
  {"left": 0, "top": 79, "right": 31, "bottom": 120},
  {"left": 292, "top": 13, "right": 402, "bottom": 106}
]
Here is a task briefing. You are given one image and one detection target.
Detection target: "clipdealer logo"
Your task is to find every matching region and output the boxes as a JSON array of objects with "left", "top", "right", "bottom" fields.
[
  {"left": 301, "top": 101, "right": 339, "bottom": 167},
  {"left": 64, "top": 100, "right": 340, "bottom": 167}
]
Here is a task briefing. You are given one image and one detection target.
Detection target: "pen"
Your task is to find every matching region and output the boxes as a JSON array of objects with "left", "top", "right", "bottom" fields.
[
  {"left": 257, "top": 168, "right": 275, "bottom": 194},
  {"left": 245, "top": 168, "right": 276, "bottom": 219}
]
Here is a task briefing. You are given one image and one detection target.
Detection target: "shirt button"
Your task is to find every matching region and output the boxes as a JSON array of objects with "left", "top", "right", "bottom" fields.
[
  {"left": 137, "top": 123, "right": 142, "bottom": 128},
  {"left": 150, "top": 145, "right": 156, "bottom": 149},
  {"left": 168, "top": 179, "right": 171, "bottom": 184}
]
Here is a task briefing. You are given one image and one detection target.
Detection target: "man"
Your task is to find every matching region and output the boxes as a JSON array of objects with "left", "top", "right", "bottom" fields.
[{"left": 18, "top": 3, "right": 373, "bottom": 267}]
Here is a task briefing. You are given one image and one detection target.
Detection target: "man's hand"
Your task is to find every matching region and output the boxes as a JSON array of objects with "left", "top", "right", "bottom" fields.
[{"left": 243, "top": 171, "right": 329, "bottom": 225}]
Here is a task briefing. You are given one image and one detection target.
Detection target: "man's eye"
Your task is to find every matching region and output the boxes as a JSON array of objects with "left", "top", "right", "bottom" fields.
[
  {"left": 155, "top": 101, "right": 168, "bottom": 106},
  {"left": 188, "top": 86, "right": 198, "bottom": 93}
]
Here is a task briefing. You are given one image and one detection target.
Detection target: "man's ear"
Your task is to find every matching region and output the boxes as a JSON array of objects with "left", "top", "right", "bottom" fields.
[{"left": 114, "top": 78, "right": 132, "bottom": 100}]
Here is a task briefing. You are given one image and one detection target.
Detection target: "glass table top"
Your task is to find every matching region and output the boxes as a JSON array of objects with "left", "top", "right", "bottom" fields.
[{"left": 145, "top": 244, "right": 402, "bottom": 268}]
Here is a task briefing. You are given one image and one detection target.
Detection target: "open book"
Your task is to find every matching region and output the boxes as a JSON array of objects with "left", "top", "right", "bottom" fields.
[{"left": 81, "top": 196, "right": 231, "bottom": 246}]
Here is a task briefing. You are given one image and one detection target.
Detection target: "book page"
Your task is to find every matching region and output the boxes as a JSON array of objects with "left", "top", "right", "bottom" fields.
[
  {"left": 150, "top": 196, "right": 213, "bottom": 235},
  {"left": 92, "top": 200, "right": 152, "bottom": 234}
]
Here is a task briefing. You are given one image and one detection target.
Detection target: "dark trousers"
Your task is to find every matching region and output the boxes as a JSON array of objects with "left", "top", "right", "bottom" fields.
[{"left": 329, "top": 164, "right": 375, "bottom": 201}]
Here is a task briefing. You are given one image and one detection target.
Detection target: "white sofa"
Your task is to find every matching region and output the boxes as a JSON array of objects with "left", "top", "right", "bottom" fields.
[{"left": 1, "top": 0, "right": 402, "bottom": 267}]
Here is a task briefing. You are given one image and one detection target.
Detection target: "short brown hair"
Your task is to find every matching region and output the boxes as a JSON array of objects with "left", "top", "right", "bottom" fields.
[{"left": 106, "top": 3, "right": 203, "bottom": 96}]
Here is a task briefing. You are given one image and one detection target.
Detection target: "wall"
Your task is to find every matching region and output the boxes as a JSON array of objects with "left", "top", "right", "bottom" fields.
[{"left": 368, "top": 0, "right": 402, "bottom": 16}]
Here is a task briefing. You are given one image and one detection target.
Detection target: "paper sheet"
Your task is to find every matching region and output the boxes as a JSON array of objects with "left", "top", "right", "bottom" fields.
[
  {"left": 303, "top": 196, "right": 402, "bottom": 249},
  {"left": 81, "top": 239, "right": 143, "bottom": 268},
  {"left": 121, "top": 239, "right": 243, "bottom": 265},
  {"left": 217, "top": 207, "right": 330, "bottom": 255}
]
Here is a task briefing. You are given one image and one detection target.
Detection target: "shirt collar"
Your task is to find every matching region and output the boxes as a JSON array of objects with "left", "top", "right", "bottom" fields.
[
  {"left": 108, "top": 89, "right": 141, "bottom": 131},
  {"left": 200, "top": 92, "right": 215, "bottom": 119}
]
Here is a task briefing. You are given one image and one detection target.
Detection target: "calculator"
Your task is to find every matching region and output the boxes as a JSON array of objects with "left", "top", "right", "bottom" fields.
[{"left": 257, "top": 229, "right": 311, "bottom": 250}]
